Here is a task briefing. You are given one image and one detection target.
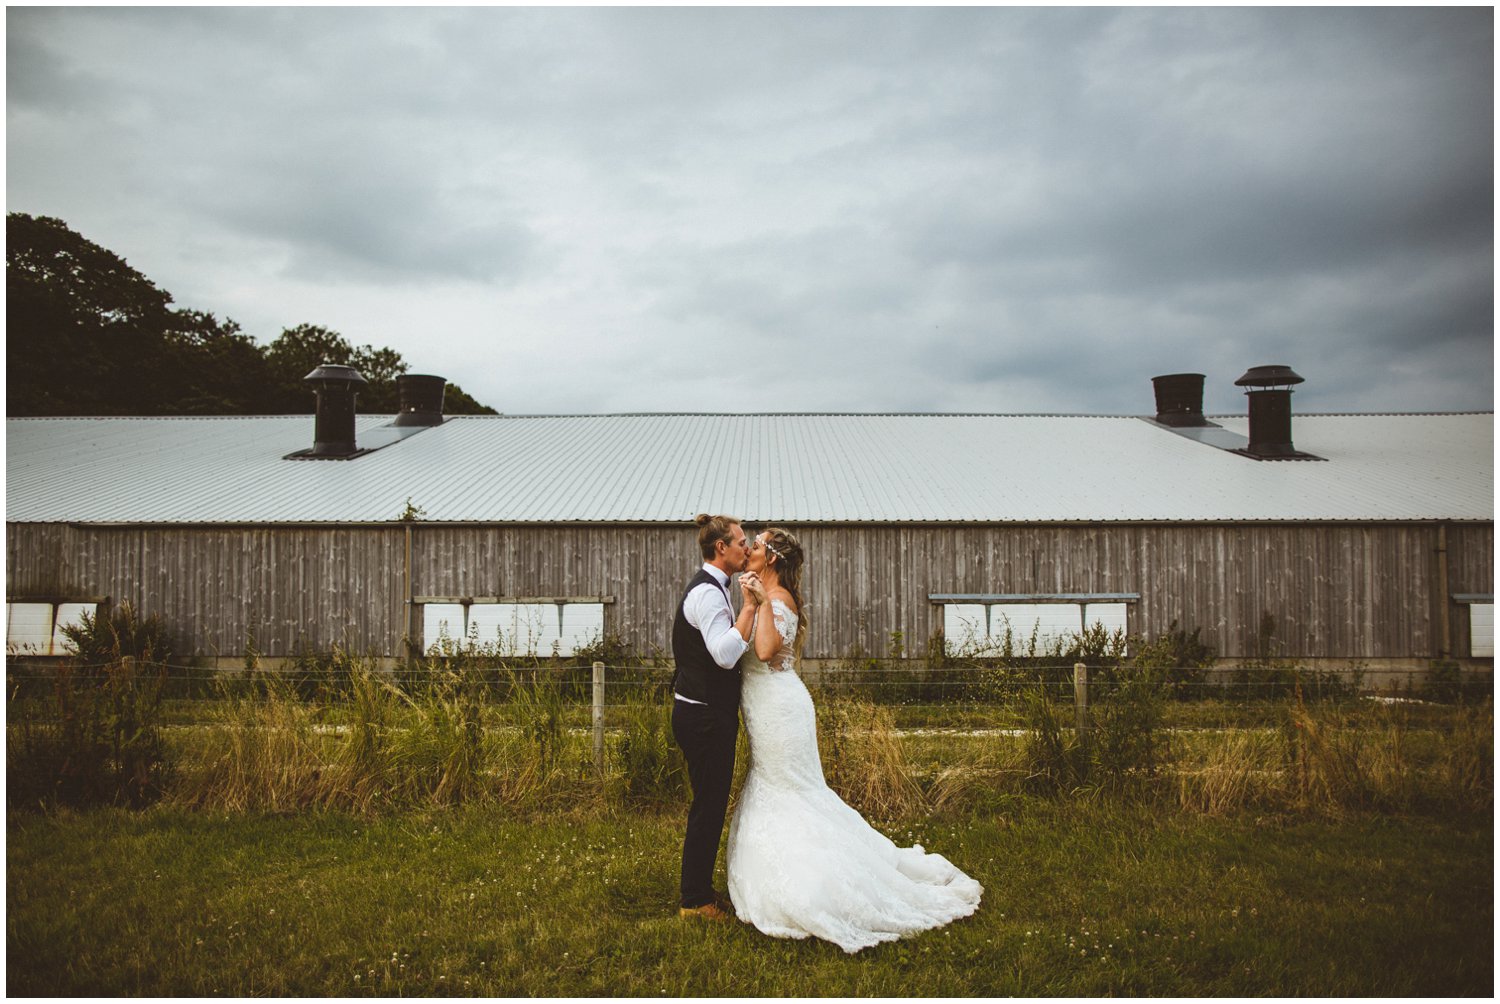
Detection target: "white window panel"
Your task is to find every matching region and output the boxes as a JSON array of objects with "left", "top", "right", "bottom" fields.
[
  {"left": 1470, "top": 603, "right": 1494, "bottom": 658},
  {"left": 7, "top": 603, "right": 56, "bottom": 656},
  {"left": 465, "top": 604, "right": 516, "bottom": 649},
  {"left": 1083, "top": 602, "right": 1128, "bottom": 635},
  {"left": 511, "top": 603, "right": 563, "bottom": 655},
  {"left": 559, "top": 603, "right": 604, "bottom": 656},
  {"left": 427, "top": 602, "right": 601, "bottom": 656},
  {"left": 423, "top": 603, "right": 468, "bottom": 653},
  {"left": 943, "top": 604, "right": 990, "bottom": 654},
  {"left": 464, "top": 603, "right": 563, "bottom": 655},
  {"left": 51, "top": 602, "right": 97, "bottom": 655},
  {"left": 991, "top": 604, "right": 1083, "bottom": 651}
]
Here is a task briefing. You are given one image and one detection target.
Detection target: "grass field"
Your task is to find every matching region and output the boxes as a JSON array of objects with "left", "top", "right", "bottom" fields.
[{"left": 7, "top": 800, "right": 1491, "bottom": 996}]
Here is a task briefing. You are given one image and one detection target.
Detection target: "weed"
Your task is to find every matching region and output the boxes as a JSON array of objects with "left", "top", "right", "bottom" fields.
[
  {"left": 8, "top": 604, "right": 174, "bottom": 809},
  {"left": 817, "top": 697, "right": 928, "bottom": 819}
]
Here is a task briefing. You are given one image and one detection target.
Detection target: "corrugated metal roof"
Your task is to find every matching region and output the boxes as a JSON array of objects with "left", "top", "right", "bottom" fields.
[{"left": 5, "top": 412, "right": 1492, "bottom": 524}]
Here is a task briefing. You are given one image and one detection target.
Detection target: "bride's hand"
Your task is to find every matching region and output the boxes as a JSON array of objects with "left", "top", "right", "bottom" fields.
[{"left": 739, "top": 572, "right": 765, "bottom": 603}]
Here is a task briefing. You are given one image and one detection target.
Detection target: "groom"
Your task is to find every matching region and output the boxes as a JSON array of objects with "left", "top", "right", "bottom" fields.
[{"left": 671, "top": 513, "right": 760, "bottom": 920}]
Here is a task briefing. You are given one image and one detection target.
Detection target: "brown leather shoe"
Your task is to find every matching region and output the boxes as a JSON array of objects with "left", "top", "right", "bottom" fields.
[{"left": 679, "top": 901, "right": 732, "bottom": 921}]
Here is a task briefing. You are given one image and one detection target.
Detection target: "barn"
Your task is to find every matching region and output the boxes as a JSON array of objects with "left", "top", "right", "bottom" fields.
[{"left": 5, "top": 368, "right": 1493, "bottom": 677}]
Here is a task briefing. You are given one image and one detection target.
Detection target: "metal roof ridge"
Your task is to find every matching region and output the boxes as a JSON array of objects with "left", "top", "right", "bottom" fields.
[
  {"left": 6, "top": 414, "right": 330, "bottom": 421},
  {"left": 8, "top": 409, "right": 1491, "bottom": 421},
  {"left": 447, "top": 410, "right": 1498, "bottom": 419},
  {"left": 1268, "top": 411, "right": 1495, "bottom": 417},
  {"left": 455, "top": 411, "right": 1155, "bottom": 419}
]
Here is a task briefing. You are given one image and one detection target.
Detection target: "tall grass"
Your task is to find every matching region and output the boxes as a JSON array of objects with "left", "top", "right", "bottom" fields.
[
  {"left": 167, "top": 652, "right": 607, "bottom": 815},
  {"left": 1170, "top": 694, "right": 1494, "bottom": 817},
  {"left": 10, "top": 639, "right": 1492, "bottom": 822},
  {"left": 817, "top": 697, "right": 928, "bottom": 819}
]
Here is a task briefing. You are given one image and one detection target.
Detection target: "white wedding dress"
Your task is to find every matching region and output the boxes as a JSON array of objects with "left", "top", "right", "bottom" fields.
[{"left": 726, "top": 600, "right": 983, "bottom": 953}]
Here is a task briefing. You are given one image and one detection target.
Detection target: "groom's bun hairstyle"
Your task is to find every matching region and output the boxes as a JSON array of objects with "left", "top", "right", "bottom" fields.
[{"left": 695, "top": 513, "right": 741, "bottom": 559}]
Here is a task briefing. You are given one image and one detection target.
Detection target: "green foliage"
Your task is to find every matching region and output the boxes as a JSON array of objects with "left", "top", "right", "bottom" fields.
[
  {"left": 9, "top": 612, "right": 1487, "bottom": 821},
  {"left": 7, "top": 604, "right": 175, "bottom": 809},
  {"left": 6, "top": 213, "right": 274, "bottom": 415},
  {"left": 6, "top": 212, "right": 498, "bottom": 417},
  {"left": 1421, "top": 660, "right": 1493, "bottom": 704},
  {"left": 614, "top": 700, "right": 686, "bottom": 805},
  {"left": 1019, "top": 689, "right": 1090, "bottom": 795},
  {"left": 397, "top": 497, "right": 427, "bottom": 522},
  {"left": 1129, "top": 620, "right": 1214, "bottom": 697},
  {"left": 1231, "top": 612, "right": 1362, "bottom": 701},
  {"left": 61, "top": 601, "right": 177, "bottom": 672},
  {"left": 1089, "top": 670, "right": 1168, "bottom": 790},
  {"left": 968, "top": 621, "right": 1130, "bottom": 706}
]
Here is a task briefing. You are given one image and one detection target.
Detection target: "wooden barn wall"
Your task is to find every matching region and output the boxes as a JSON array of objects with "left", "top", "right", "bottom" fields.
[
  {"left": 1446, "top": 523, "right": 1494, "bottom": 658},
  {"left": 6, "top": 524, "right": 406, "bottom": 658},
  {"left": 7, "top": 521, "right": 1493, "bottom": 661}
]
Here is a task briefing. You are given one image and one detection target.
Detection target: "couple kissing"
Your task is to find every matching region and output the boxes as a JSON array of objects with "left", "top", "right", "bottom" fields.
[{"left": 670, "top": 513, "right": 981, "bottom": 954}]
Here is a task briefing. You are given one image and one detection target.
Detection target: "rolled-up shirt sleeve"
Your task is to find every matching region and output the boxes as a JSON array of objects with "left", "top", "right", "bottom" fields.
[{"left": 683, "top": 581, "right": 749, "bottom": 669}]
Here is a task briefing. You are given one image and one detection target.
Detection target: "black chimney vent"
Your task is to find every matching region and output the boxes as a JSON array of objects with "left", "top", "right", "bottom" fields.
[
  {"left": 294, "top": 363, "right": 368, "bottom": 459},
  {"left": 1233, "top": 364, "right": 1322, "bottom": 460},
  {"left": 1234, "top": 365, "right": 1305, "bottom": 390},
  {"left": 391, "top": 374, "right": 447, "bottom": 427},
  {"left": 1151, "top": 373, "right": 1208, "bottom": 427}
]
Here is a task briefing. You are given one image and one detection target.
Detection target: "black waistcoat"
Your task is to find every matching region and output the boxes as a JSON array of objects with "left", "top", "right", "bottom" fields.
[{"left": 671, "top": 568, "right": 742, "bottom": 709}]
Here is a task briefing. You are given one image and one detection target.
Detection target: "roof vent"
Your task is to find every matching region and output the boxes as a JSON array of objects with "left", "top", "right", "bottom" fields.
[
  {"left": 284, "top": 363, "right": 369, "bottom": 460},
  {"left": 1233, "top": 365, "right": 1323, "bottom": 461},
  {"left": 391, "top": 374, "right": 447, "bottom": 427},
  {"left": 1151, "top": 373, "right": 1208, "bottom": 427}
]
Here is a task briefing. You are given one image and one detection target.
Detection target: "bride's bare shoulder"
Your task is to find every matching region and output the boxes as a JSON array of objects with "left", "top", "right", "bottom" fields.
[{"left": 770, "top": 590, "right": 799, "bottom": 616}]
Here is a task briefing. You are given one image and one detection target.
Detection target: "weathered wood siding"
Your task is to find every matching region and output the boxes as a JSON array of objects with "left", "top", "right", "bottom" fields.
[
  {"left": 8, "top": 521, "right": 1492, "bottom": 662},
  {"left": 6, "top": 524, "right": 405, "bottom": 657},
  {"left": 1447, "top": 523, "right": 1493, "bottom": 657}
]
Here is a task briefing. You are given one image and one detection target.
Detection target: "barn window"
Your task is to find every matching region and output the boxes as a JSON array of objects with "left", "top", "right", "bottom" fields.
[
  {"left": 933, "top": 594, "right": 1136, "bottom": 656},
  {"left": 6, "top": 601, "right": 98, "bottom": 656},
  {"left": 1469, "top": 603, "right": 1493, "bottom": 658},
  {"left": 421, "top": 598, "right": 607, "bottom": 657},
  {"left": 1453, "top": 595, "right": 1494, "bottom": 659}
]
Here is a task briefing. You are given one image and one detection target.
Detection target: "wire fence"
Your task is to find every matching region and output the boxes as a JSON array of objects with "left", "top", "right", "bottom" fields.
[{"left": 7, "top": 656, "right": 1492, "bottom": 719}]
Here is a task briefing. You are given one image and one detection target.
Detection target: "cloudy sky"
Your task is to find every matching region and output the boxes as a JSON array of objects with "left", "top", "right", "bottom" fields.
[{"left": 7, "top": 7, "right": 1493, "bottom": 415}]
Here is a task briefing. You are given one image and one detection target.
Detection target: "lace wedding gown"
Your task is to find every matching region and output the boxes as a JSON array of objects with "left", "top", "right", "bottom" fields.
[{"left": 726, "top": 600, "right": 982, "bottom": 953}]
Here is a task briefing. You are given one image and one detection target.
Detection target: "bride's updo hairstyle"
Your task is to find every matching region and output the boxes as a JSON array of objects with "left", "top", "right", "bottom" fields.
[
  {"left": 761, "top": 526, "right": 809, "bottom": 652},
  {"left": 695, "top": 513, "right": 741, "bottom": 560}
]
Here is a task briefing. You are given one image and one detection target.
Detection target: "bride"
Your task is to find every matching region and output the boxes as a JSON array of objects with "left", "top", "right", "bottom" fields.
[{"left": 726, "top": 527, "right": 982, "bottom": 954}]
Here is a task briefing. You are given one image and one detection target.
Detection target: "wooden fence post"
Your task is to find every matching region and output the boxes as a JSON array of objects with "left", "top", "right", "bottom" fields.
[
  {"left": 592, "top": 661, "right": 606, "bottom": 775},
  {"left": 1073, "top": 662, "right": 1089, "bottom": 733}
]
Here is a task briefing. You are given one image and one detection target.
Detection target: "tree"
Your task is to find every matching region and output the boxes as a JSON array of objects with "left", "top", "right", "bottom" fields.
[
  {"left": 163, "top": 310, "right": 275, "bottom": 414},
  {"left": 6, "top": 213, "right": 499, "bottom": 417},
  {"left": 264, "top": 324, "right": 411, "bottom": 413},
  {"left": 7, "top": 213, "right": 173, "bottom": 327},
  {"left": 265, "top": 323, "right": 497, "bottom": 415},
  {"left": 7, "top": 213, "right": 175, "bottom": 415}
]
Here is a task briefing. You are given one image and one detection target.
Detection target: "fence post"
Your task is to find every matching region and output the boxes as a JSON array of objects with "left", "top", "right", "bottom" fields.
[
  {"left": 592, "top": 661, "right": 606, "bottom": 775},
  {"left": 1073, "top": 662, "right": 1089, "bottom": 734}
]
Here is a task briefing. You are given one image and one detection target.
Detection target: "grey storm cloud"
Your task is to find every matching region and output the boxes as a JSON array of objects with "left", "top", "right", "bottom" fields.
[{"left": 6, "top": 6, "right": 1492, "bottom": 416}]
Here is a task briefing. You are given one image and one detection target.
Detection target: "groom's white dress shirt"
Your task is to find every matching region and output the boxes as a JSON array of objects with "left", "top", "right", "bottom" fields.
[{"left": 674, "top": 563, "right": 748, "bottom": 705}]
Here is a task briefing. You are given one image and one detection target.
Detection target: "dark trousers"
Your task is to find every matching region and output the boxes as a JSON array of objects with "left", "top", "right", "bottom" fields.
[{"left": 671, "top": 698, "right": 739, "bottom": 909}]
